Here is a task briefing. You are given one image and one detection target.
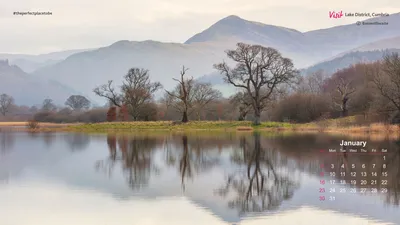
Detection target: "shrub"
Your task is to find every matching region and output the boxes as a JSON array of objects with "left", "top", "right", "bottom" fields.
[
  {"left": 118, "top": 105, "right": 129, "bottom": 121},
  {"left": 26, "top": 120, "right": 39, "bottom": 129},
  {"left": 33, "top": 111, "right": 54, "bottom": 122},
  {"left": 79, "top": 108, "right": 108, "bottom": 123},
  {"left": 32, "top": 108, "right": 108, "bottom": 123},
  {"left": 270, "top": 93, "right": 331, "bottom": 123},
  {"left": 106, "top": 107, "right": 117, "bottom": 122}
]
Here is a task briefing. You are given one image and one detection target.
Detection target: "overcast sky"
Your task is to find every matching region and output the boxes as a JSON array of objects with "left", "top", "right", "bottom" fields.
[{"left": 0, "top": 0, "right": 399, "bottom": 54}]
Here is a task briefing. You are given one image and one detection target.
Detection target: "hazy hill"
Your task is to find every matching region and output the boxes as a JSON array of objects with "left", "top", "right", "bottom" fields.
[
  {"left": 20, "top": 13, "right": 400, "bottom": 102},
  {"left": 350, "top": 36, "right": 400, "bottom": 52},
  {"left": 32, "top": 40, "right": 237, "bottom": 102},
  {"left": 330, "top": 36, "right": 400, "bottom": 59},
  {"left": 301, "top": 13, "right": 400, "bottom": 58},
  {"left": 0, "top": 48, "right": 91, "bottom": 73},
  {"left": 0, "top": 60, "right": 80, "bottom": 105},
  {"left": 200, "top": 48, "right": 400, "bottom": 90},
  {"left": 186, "top": 13, "right": 400, "bottom": 64},
  {"left": 185, "top": 15, "right": 314, "bottom": 66},
  {"left": 185, "top": 15, "right": 304, "bottom": 45},
  {"left": 301, "top": 49, "right": 400, "bottom": 75}
]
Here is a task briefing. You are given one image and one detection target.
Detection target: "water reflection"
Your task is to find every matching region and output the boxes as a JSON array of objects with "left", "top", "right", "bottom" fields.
[
  {"left": 265, "top": 134, "right": 400, "bottom": 206},
  {"left": 0, "top": 131, "right": 14, "bottom": 153},
  {"left": 42, "top": 132, "right": 55, "bottom": 147},
  {"left": 216, "top": 133, "right": 299, "bottom": 214},
  {"left": 97, "top": 133, "right": 400, "bottom": 223},
  {"left": 96, "top": 135, "right": 159, "bottom": 190},
  {"left": 1, "top": 131, "right": 400, "bottom": 224},
  {"left": 63, "top": 133, "right": 90, "bottom": 151},
  {"left": 385, "top": 140, "right": 400, "bottom": 205},
  {"left": 166, "top": 135, "right": 221, "bottom": 191}
]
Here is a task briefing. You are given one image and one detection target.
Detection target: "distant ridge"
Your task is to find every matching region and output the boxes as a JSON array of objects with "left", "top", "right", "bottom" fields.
[
  {"left": 0, "top": 48, "right": 92, "bottom": 73},
  {"left": 1, "top": 13, "right": 400, "bottom": 103},
  {"left": 185, "top": 15, "right": 303, "bottom": 44},
  {"left": 301, "top": 49, "right": 400, "bottom": 75},
  {"left": 0, "top": 60, "right": 79, "bottom": 105}
]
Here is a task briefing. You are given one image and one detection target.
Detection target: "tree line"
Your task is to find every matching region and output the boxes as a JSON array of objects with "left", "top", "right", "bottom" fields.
[
  {"left": 93, "top": 43, "right": 299, "bottom": 125},
  {"left": 1, "top": 42, "right": 399, "bottom": 125}
]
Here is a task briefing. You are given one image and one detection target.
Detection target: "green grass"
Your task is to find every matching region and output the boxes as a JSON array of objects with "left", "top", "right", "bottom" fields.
[
  {"left": 53, "top": 115, "right": 397, "bottom": 136},
  {"left": 68, "top": 120, "right": 294, "bottom": 132}
]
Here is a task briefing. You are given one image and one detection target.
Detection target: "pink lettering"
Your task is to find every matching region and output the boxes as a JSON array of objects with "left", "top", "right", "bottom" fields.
[{"left": 329, "top": 11, "right": 343, "bottom": 18}]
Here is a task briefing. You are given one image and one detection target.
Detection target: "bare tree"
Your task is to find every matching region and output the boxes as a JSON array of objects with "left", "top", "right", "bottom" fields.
[
  {"left": 165, "top": 66, "right": 221, "bottom": 122},
  {"left": 165, "top": 66, "right": 193, "bottom": 123},
  {"left": 192, "top": 82, "right": 222, "bottom": 120},
  {"left": 230, "top": 92, "right": 252, "bottom": 121},
  {"left": 121, "top": 68, "right": 162, "bottom": 120},
  {"left": 371, "top": 53, "right": 400, "bottom": 112},
  {"left": 93, "top": 68, "right": 162, "bottom": 120},
  {"left": 41, "top": 98, "right": 57, "bottom": 112},
  {"left": 65, "top": 95, "right": 91, "bottom": 111},
  {"left": 93, "top": 80, "right": 123, "bottom": 107},
  {"left": 334, "top": 78, "right": 356, "bottom": 117},
  {"left": 0, "top": 94, "right": 14, "bottom": 116},
  {"left": 297, "top": 70, "right": 327, "bottom": 94},
  {"left": 214, "top": 43, "right": 299, "bottom": 125},
  {"left": 325, "top": 69, "right": 357, "bottom": 117}
]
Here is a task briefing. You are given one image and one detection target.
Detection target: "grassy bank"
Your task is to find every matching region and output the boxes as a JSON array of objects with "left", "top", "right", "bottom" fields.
[
  {"left": 2, "top": 117, "right": 399, "bottom": 137},
  {"left": 0, "top": 122, "right": 75, "bottom": 127},
  {"left": 0, "top": 122, "right": 79, "bottom": 132},
  {"left": 68, "top": 121, "right": 293, "bottom": 132},
  {"left": 67, "top": 116, "right": 400, "bottom": 134}
]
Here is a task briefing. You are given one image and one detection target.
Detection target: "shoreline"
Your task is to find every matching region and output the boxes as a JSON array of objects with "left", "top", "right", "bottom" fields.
[{"left": 1, "top": 121, "right": 399, "bottom": 137}]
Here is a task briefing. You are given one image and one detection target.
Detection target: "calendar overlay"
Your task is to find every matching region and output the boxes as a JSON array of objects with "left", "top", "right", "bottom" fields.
[{"left": 318, "top": 140, "right": 389, "bottom": 202}]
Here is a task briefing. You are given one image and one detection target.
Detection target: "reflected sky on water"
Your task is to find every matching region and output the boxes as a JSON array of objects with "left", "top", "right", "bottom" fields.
[{"left": 0, "top": 131, "right": 399, "bottom": 225}]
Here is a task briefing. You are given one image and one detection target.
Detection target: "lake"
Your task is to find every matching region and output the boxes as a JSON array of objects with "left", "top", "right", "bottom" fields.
[{"left": 0, "top": 131, "right": 399, "bottom": 225}]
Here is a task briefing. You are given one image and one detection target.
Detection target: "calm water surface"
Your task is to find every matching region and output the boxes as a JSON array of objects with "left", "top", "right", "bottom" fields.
[{"left": 0, "top": 131, "right": 399, "bottom": 225}]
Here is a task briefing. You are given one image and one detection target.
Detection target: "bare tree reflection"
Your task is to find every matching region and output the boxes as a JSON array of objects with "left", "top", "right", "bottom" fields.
[
  {"left": 163, "top": 135, "right": 221, "bottom": 191},
  {"left": 96, "top": 135, "right": 119, "bottom": 177},
  {"left": 191, "top": 136, "right": 220, "bottom": 173},
  {"left": 97, "top": 134, "right": 159, "bottom": 190},
  {"left": 384, "top": 140, "right": 400, "bottom": 206},
  {"left": 0, "top": 131, "right": 14, "bottom": 153},
  {"left": 64, "top": 133, "right": 90, "bottom": 151},
  {"left": 179, "top": 135, "right": 192, "bottom": 191},
  {"left": 216, "top": 133, "right": 299, "bottom": 215},
  {"left": 124, "top": 137, "right": 158, "bottom": 189},
  {"left": 271, "top": 134, "right": 400, "bottom": 207},
  {"left": 42, "top": 132, "right": 55, "bottom": 148}
]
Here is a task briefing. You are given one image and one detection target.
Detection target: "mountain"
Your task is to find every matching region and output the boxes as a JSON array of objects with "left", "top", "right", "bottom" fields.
[
  {"left": 32, "top": 40, "right": 237, "bottom": 102},
  {"left": 0, "top": 48, "right": 92, "bottom": 73},
  {"left": 301, "top": 49, "right": 400, "bottom": 75},
  {"left": 301, "top": 13, "right": 400, "bottom": 57},
  {"left": 199, "top": 47, "right": 400, "bottom": 90},
  {"left": 26, "top": 13, "right": 400, "bottom": 102},
  {"left": 0, "top": 60, "right": 80, "bottom": 105},
  {"left": 331, "top": 36, "right": 400, "bottom": 59},
  {"left": 185, "top": 15, "right": 314, "bottom": 66},
  {"left": 187, "top": 14, "right": 400, "bottom": 65}
]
